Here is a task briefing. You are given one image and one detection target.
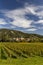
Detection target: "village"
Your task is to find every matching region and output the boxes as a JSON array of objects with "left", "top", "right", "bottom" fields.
[{"left": 9, "top": 37, "right": 31, "bottom": 42}]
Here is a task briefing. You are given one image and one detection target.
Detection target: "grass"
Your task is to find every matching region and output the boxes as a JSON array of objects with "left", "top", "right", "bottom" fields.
[
  {"left": 0, "top": 56, "right": 43, "bottom": 65},
  {"left": 0, "top": 42, "right": 43, "bottom": 65}
]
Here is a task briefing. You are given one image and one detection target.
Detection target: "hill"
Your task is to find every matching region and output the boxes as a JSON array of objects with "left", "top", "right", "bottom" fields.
[{"left": 0, "top": 29, "right": 43, "bottom": 42}]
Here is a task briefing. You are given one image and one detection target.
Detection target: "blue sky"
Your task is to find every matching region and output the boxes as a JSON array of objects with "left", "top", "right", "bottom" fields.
[{"left": 0, "top": 0, "right": 43, "bottom": 35}]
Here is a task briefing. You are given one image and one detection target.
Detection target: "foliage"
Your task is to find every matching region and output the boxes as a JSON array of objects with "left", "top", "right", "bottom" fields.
[
  {"left": 0, "top": 42, "right": 43, "bottom": 59},
  {"left": 0, "top": 29, "right": 43, "bottom": 42},
  {"left": 0, "top": 42, "right": 43, "bottom": 65}
]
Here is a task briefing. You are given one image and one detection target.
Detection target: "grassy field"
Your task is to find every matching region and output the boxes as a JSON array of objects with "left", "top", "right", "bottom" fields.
[
  {"left": 0, "top": 42, "right": 43, "bottom": 65},
  {"left": 0, "top": 56, "right": 43, "bottom": 65}
]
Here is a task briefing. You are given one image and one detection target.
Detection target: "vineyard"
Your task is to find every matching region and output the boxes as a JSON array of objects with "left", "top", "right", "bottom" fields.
[
  {"left": 0, "top": 42, "right": 43, "bottom": 65},
  {"left": 0, "top": 42, "right": 43, "bottom": 60}
]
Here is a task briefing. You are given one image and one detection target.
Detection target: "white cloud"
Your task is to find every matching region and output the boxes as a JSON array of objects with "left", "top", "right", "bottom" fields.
[
  {"left": 0, "top": 4, "right": 43, "bottom": 30},
  {"left": 10, "top": 25, "right": 16, "bottom": 28},
  {"left": 25, "top": 5, "right": 43, "bottom": 19},
  {"left": 38, "top": 27, "right": 43, "bottom": 29},
  {"left": 0, "top": 19, "right": 7, "bottom": 24},
  {"left": 10, "top": 18, "right": 33, "bottom": 28},
  {"left": 26, "top": 28, "right": 37, "bottom": 31},
  {"left": 2, "top": 6, "right": 34, "bottom": 28},
  {"left": 35, "top": 20, "right": 43, "bottom": 24}
]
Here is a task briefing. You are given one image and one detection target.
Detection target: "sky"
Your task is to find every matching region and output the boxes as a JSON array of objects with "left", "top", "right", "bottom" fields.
[{"left": 0, "top": 0, "right": 43, "bottom": 35}]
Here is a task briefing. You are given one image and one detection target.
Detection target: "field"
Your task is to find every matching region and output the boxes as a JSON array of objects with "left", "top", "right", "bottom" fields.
[{"left": 0, "top": 42, "right": 43, "bottom": 65}]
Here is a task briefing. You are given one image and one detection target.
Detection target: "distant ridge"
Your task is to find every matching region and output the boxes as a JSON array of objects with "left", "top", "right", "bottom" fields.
[{"left": 0, "top": 29, "right": 43, "bottom": 42}]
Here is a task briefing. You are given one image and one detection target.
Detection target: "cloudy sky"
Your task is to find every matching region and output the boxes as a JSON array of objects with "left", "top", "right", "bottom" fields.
[{"left": 0, "top": 0, "right": 43, "bottom": 35}]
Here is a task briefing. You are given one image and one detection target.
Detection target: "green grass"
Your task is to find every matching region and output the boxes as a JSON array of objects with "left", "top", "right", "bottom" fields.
[
  {"left": 0, "top": 42, "right": 43, "bottom": 65},
  {"left": 0, "top": 56, "right": 43, "bottom": 65}
]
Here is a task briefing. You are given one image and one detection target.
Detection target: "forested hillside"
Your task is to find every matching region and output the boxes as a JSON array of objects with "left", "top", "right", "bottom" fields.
[{"left": 0, "top": 29, "right": 43, "bottom": 42}]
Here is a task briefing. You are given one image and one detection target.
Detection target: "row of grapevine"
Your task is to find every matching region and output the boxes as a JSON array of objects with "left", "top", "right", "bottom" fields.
[
  {"left": 4, "top": 43, "right": 43, "bottom": 57},
  {"left": 0, "top": 42, "right": 43, "bottom": 59}
]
